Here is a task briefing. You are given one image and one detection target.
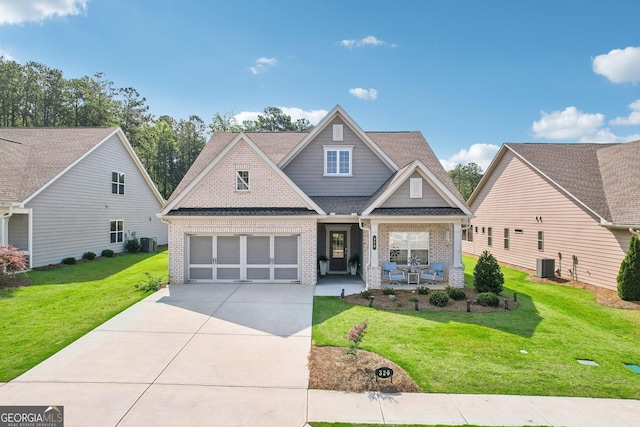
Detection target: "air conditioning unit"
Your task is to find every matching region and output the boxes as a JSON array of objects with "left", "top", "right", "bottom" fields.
[{"left": 536, "top": 258, "right": 555, "bottom": 278}]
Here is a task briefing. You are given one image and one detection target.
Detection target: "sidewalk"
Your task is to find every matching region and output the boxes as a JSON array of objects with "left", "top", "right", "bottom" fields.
[{"left": 307, "top": 389, "right": 640, "bottom": 426}]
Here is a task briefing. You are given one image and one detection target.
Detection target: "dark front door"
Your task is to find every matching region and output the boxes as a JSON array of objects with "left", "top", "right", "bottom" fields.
[{"left": 330, "top": 231, "right": 347, "bottom": 272}]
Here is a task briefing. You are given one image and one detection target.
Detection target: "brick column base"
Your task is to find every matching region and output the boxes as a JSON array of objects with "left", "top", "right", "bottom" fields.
[
  {"left": 448, "top": 266, "right": 465, "bottom": 288},
  {"left": 368, "top": 266, "right": 382, "bottom": 289}
]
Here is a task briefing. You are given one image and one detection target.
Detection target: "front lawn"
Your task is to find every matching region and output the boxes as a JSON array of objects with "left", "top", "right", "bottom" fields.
[
  {"left": 0, "top": 250, "right": 167, "bottom": 381},
  {"left": 312, "top": 255, "right": 640, "bottom": 399}
]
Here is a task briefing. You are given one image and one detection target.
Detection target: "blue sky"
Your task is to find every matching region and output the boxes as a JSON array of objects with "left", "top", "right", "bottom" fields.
[{"left": 1, "top": 0, "right": 640, "bottom": 171}]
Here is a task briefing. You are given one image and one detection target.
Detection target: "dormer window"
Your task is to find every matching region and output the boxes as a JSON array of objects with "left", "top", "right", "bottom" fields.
[{"left": 324, "top": 145, "right": 353, "bottom": 176}]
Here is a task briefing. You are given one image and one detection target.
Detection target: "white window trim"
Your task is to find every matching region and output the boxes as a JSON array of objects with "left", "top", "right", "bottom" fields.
[
  {"left": 389, "top": 231, "right": 430, "bottom": 265},
  {"left": 110, "top": 220, "right": 123, "bottom": 243},
  {"left": 236, "top": 170, "right": 250, "bottom": 192},
  {"left": 409, "top": 177, "right": 423, "bottom": 198},
  {"left": 111, "top": 171, "right": 125, "bottom": 195},
  {"left": 323, "top": 145, "right": 353, "bottom": 177}
]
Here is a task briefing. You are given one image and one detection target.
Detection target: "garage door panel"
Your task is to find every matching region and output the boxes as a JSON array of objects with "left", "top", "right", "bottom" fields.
[
  {"left": 247, "top": 236, "right": 270, "bottom": 264},
  {"left": 189, "top": 267, "right": 213, "bottom": 280},
  {"left": 274, "top": 268, "right": 298, "bottom": 280},
  {"left": 274, "top": 236, "right": 298, "bottom": 265},
  {"left": 247, "top": 268, "right": 271, "bottom": 280},
  {"left": 217, "top": 268, "right": 241, "bottom": 280},
  {"left": 189, "top": 236, "right": 212, "bottom": 264},
  {"left": 217, "top": 236, "right": 240, "bottom": 264}
]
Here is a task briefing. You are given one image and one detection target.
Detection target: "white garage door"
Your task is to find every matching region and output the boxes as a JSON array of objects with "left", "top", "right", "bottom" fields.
[{"left": 187, "top": 234, "right": 299, "bottom": 282}]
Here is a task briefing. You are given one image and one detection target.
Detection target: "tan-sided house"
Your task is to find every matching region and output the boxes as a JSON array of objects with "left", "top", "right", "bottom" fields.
[
  {"left": 0, "top": 127, "right": 168, "bottom": 267},
  {"left": 160, "top": 105, "right": 473, "bottom": 288},
  {"left": 463, "top": 141, "right": 640, "bottom": 290}
]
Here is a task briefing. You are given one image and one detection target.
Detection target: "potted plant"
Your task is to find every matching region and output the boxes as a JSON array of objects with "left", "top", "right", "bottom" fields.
[
  {"left": 318, "top": 255, "right": 329, "bottom": 275},
  {"left": 348, "top": 255, "right": 360, "bottom": 275}
]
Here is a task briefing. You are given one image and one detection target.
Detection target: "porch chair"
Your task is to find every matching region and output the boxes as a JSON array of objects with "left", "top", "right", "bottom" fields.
[
  {"left": 419, "top": 262, "right": 444, "bottom": 285},
  {"left": 382, "top": 262, "right": 406, "bottom": 286}
]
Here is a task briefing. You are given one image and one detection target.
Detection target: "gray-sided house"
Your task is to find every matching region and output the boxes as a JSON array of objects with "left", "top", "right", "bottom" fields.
[
  {"left": 463, "top": 141, "right": 640, "bottom": 290},
  {"left": 160, "top": 105, "right": 473, "bottom": 288},
  {"left": 0, "top": 127, "right": 168, "bottom": 268}
]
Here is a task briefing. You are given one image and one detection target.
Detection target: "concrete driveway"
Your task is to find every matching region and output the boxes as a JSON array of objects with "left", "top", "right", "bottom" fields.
[{"left": 0, "top": 283, "right": 314, "bottom": 427}]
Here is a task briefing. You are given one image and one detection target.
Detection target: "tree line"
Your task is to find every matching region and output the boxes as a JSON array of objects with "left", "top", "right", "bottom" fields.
[
  {"left": 0, "top": 57, "right": 480, "bottom": 200},
  {"left": 0, "top": 57, "right": 314, "bottom": 199}
]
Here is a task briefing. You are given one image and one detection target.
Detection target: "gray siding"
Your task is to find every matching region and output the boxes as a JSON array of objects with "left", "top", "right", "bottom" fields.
[
  {"left": 7, "top": 213, "right": 28, "bottom": 250},
  {"left": 26, "top": 133, "right": 167, "bottom": 267},
  {"left": 283, "top": 118, "right": 394, "bottom": 196},
  {"left": 462, "top": 150, "right": 629, "bottom": 290},
  {"left": 381, "top": 171, "right": 449, "bottom": 208}
]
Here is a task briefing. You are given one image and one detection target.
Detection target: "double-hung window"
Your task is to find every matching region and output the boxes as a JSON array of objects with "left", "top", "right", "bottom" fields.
[
  {"left": 504, "top": 228, "right": 510, "bottom": 250},
  {"left": 110, "top": 220, "right": 123, "bottom": 243},
  {"left": 112, "top": 171, "right": 125, "bottom": 195},
  {"left": 389, "top": 232, "right": 429, "bottom": 265},
  {"left": 324, "top": 145, "right": 353, "bottom": 176}
]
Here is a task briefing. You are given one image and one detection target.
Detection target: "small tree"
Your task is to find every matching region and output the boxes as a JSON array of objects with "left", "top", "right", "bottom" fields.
[
  {"left": 345, "top": 319, "right": 368, "bottom": 362},
  {"left": 617, "top": 234, "right": 640, "bottom": 301},
  {"left": 0, "top": 244, "right": 27, "bottom": 274},
  {"left": 474, "top": 250, "right": 504, "bottom": 294}
]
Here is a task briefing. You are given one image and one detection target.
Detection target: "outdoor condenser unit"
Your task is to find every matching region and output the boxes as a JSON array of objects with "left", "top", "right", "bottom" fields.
[{"left": 536, "top": 258, "right": 555, "bottom": 278}]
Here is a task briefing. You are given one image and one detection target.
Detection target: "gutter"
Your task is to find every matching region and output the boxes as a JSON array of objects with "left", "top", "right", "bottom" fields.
[{"left": 358, "top": 216, "right": 370, "bottom": 290}]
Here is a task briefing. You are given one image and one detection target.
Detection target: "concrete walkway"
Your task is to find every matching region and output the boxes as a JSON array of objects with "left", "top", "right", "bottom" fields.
[{"left": 1, "top": 282, "right": 639, "bottom": 426}]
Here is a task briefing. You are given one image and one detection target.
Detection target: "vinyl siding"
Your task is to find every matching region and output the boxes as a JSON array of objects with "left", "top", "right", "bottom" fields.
[
  {"left": 381, "top": 171, "right": 449, "bottom": 208},
  {"left": 26, "top": 133, "right": 167, "bottom": 267},
  {"left": 283, "top": 118, "right": 394, "bottom": 196},
  {"left": 463, "top": 150, "right": 629, "bottom": 290}
]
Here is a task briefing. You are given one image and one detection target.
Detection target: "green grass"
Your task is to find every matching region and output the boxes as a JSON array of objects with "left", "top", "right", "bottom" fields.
[
  {"left": 309, "top": 424, "right": 478, "bottom": 427},
  {"left": 0, "top": 250, "right": 168, "bottom": 381},
  {"left": 313, "top": 255, "right": 640, "bottom": 399}
]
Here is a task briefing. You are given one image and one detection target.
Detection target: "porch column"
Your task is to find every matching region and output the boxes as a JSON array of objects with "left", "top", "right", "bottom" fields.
[
  {"left": 453, "top": 222, "right": 462, "bottom": 267},
  {"left": 370, "top": 221, "right": 379, "bottom": 266},
  {"left": 367, "top": 221, "right": 382, "bottom": 289},
  {"left": 0, "top": 214, "right": 7, "bottom": 245}
]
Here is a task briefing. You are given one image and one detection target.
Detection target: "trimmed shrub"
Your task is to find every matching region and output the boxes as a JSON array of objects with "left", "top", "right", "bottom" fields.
[
  {"left": 446, "top": 286, "right": 466, "bottom": 300},
  {"left": 101, "top": 249, "right": 115, "bottom": 258},
  {"left": 62, "top": 257, "right": 76, "bottom": 265},
  {"left": 408, "top": 296, "right": 418, "bottom": 302},
  {"left": 476, "top": 292, "right": 500, "bottom": 307},
  {"left": 359, "top": 290, "right": 372, "bottom": 299},
  {"left": 474, "top": 250, "right": 504, "bottom": 294},
  {"left": 125, "top": 238, "right": 141, "bottom": 253},
  {"left": 617, "top": 234, "right": 640, "bottom": 301},
  {"left": 382, "top": 287, "right": 396, "bottom": 295},
  {"left": 429, "top": 290, "right": 450, "bottom": 307},
  {"left": 415, "top": 286, "right": 429, "bottom": 295},
  {"left": 82, "top": 251, "right": 96, "bottom": 260}
]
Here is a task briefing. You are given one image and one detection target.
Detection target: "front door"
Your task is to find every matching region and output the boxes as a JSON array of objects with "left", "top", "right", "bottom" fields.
[{"left": 330, "top": 231, "right": 347, "bottom": 272}]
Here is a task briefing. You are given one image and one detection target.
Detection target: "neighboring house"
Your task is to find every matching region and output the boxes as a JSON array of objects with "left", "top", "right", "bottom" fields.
[
  {"left": 159, "top": 105, "right": 473, "bottom": 288},
  {"left": 0, "top": 127, "right": 168, "bottom": 268},
  {"left": 462, "top": 141, "right": 640, "bottom": 290}
]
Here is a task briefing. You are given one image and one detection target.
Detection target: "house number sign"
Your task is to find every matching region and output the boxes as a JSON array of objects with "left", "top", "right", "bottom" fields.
[{"left": 375, "top": 367, "right": 393, "bottom": 383}]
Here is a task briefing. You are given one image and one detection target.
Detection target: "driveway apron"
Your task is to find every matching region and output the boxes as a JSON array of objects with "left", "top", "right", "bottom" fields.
[{"left": 0, "top": 283, "right": 314, "bottom": 427}]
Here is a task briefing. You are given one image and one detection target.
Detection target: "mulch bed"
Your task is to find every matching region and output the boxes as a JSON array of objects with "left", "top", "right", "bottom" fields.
[
  {"left": 308, "top": 346, "right": 422, "bottom": 393},
  {"left": 343, "top": 287, "right": 517, "bottom": 312},
  {"left": 0, "top": 274, "right": 33, "bottom": 289}
]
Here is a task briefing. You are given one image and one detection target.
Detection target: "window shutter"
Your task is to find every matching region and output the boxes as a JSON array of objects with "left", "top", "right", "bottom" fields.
[{"left": 410, "top": 178, "right": 423, "bottom": 198}]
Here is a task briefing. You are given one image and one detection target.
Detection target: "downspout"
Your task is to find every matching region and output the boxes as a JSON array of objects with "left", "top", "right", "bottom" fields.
[
  {"left": 358, "top": 216, "right": 370, "bottom": 290},
  {"left": 1, "top": 206, "right": 14, "bottom": 245}
]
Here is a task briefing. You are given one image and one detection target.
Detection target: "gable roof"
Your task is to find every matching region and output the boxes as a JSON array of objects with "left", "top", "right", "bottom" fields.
[
  {"left": 469, "top": 141, "right": 640, "bottom": 226},
  {"left": 162, "top": 133, "right": 325, "bottom": 215},
  {"left": 0, "top": 127, "right": 163, "bottom": 206},
  {"left": 278, "top": 105, "right": 398, "bottom": 171}
]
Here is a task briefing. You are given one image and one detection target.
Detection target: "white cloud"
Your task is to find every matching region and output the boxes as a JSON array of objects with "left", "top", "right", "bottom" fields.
[
  {"left": 349, "top": 88, "right": 378, "bottom": 101},
  {"left": 610, "top": 99, "right": 640, "bottom": 125},
  {"left": 592, "top": 46, "right": 640, "bottom": 84},
  {"left": 0, "top": 0, "right": 88, "bottom": 25},
  {"left": 439, "top": 143, "right": 500, "bottom": 172},
  {"left": 338, "top": 35, "right": 397, "bottom": 49},
  {"left": 249, "top": 57, "right": 277, "bottom": 75},
  {"left": 234, "top": 107, "right": 328, "bottom": 126},
  {"left": 532, "top": 106, "right": 604, "bottom": 140}
]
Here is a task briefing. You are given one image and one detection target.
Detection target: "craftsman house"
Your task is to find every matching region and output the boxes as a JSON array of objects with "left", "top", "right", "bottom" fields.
[
  {"left": 462, "top": 141, "right": 640, "bottom": 290},
  {"left": 0, "top": 127, "right": 168, "bottom": 268},
  {"left": 160, "top": 105, "right": 472, "bottom": 288}
]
